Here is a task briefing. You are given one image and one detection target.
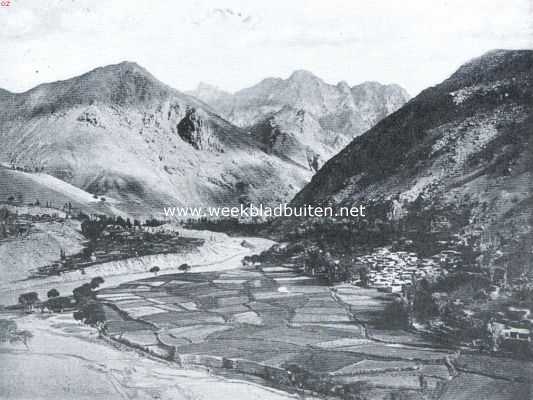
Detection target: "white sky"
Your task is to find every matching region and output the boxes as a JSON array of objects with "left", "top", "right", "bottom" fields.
[{"left": 0, "top": 0, "right": 532, "bottom": 96}]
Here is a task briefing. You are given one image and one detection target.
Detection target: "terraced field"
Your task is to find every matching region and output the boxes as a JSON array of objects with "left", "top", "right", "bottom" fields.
[
  {"left": 96, "top": 260, "right": 533, "bottom": 399},
  {"left": 95, "top": 262, "right": 444, "bottom": 398}
]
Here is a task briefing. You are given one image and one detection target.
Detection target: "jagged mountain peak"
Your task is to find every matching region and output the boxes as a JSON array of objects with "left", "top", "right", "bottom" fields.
[
  {"left": 195, "top": 81, "right": 224, "bottom": 92},
  {"left": 1, "top": 61, "right": 185, "bottom": 119},
  {"left": 287, "top": 69, "right": 322, "bottom": 83},
  {"left": 353, "top": 81, "right": 390, "bottom": 90},
  {"left": 33, "top": 60, "right": 161, "bottom": 93},
  {"left": 66, "top": 60, "right": 170, "bottom": 99},
  {"left": 87, "top": 60, "right": 161, "bottom": 85},
  {"left": 98, "top": 60, "right": 147, "bottom": 72},
  {"left": 336, "top": 80, "right": 351, "bottom": 91},
  {"left": 236, "top": 77, "right": 284, "bottom": 96},
  {"left": 350, "top": 81, "right": 411, "bottom": 107},
  {"left": 189, "top": 68, "right": 410, "bottom": 171},
  {"left": 187, "top": 82, "right": 232, "bottom": 106}
]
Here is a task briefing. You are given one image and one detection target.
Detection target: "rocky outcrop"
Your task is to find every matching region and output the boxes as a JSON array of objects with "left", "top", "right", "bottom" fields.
[{"left": 177, "top": 108, "right": 222, "bottom": 151}]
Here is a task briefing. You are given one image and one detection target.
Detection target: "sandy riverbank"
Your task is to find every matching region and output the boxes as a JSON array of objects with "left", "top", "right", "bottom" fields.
[
  {"left": 0, "top": 312, "right": 308, "bottom": 400},
  {"left": 0, "top": 229, "right": 274, "bottom": 306}
]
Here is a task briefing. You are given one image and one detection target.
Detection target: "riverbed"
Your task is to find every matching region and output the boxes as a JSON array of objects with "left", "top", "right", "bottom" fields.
[
  {"left": 0, "top": 229, "right": 274, "bottom": 306},
  {"left": 0, "top": 312, "right": 308, "bottom": 400}
]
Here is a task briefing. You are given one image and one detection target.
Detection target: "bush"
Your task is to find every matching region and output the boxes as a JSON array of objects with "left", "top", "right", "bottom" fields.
[
  {"left": 178, "top": 263, "right": 191, "bottom": 272},
  {"left": 46, "top": 296, "right": 72, "bottom": 312},
  {"left": 0, "top": 319, "right": 32, "bottom": 348}
]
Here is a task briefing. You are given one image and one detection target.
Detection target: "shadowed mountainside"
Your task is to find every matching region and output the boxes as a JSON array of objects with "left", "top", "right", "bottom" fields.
[{"left": 291, "top": 49, "right": 533, "bottom": 276}]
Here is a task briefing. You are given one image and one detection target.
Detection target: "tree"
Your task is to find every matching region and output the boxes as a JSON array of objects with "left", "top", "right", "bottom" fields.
[
  {"left": 413, "top": 278, "right": 439, "bottom": 321},
  {"left": 18, "top": 292, "right": 39, "bottom": 312},
  {"left": 73, "top": 283, "right": 95, "bottom": 304},
  {"left": 80, "top": 302, "right": 106, "bottom": 326},
  {"left": 145, "top": 218, "right": 164, "bottom": 227},
  {"left": 82, "top": 246, "right": 93, "bottom": 260},
  {"left": 179, "top": 263, "right": 191, "bottom": 272},
  {"left": 90, "top": 276, "right": 105, "bottom": 289},
  {"left": 149, "top": 266, "right": 160, "bottom": 275},
  {"left": 116, "top": 216, "right": 126, "bottom": 227},
  {"left": 46, "top": 296, "right": 71, "bottom": 313},
  {"left": 73, "top": 301, "right": 106, "bottom": 336},
  {"left": 47, "top": 288, "right": 60, "bottom": 298},
  {"left": 81, "top": 219, "right": 106, "bottom": 242},
  {"left": 358, "top": 266, "right": 370, "bottom": 287},
  {"left": 73, "top": 310, "right": 84, "bottom": 322},
  {"left": 382, "top": 298, "right": 411, "bottom": 329}
]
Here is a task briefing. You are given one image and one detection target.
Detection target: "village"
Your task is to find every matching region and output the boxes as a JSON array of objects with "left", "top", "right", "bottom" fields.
[
  {"left": 354, "top": 247, "right": 532, "bottom": 353},
  {"left": 254, "top": 233, "right": 533, "bottom": 358},
  {"left": 351, "top": 247, "right": 448, "bottom": 293}
]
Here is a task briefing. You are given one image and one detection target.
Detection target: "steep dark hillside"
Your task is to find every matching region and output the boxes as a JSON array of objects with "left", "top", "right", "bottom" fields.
[{"left": 291, "top": 49, "right": 533, "bottom": 278}]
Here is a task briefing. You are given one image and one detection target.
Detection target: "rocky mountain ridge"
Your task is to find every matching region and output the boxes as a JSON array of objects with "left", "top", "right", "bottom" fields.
[
  {"left": 189, "top": 71, "right": 410, "bottom": 170},
  {"left": 0, "top": 62, "right": 314, "bottom": 215}
]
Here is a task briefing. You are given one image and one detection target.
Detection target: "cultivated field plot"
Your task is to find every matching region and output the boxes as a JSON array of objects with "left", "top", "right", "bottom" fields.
[
  {"left": 455, "top": 354, "right": 533, "bottom": 381},
  {"left": 440, "top": 373, "right": 531, "bottom": 400},
  {"left": 97, "top": 261, "right": 498, "bottom": 397}
]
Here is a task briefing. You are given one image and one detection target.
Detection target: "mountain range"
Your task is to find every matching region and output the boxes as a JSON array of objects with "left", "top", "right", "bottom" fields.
[
  {"left": 189, "top": 72, "right": 409, "bottom": 171},
  {"left": 0, "top": 63, "right": 408, "bottom": 215}
]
